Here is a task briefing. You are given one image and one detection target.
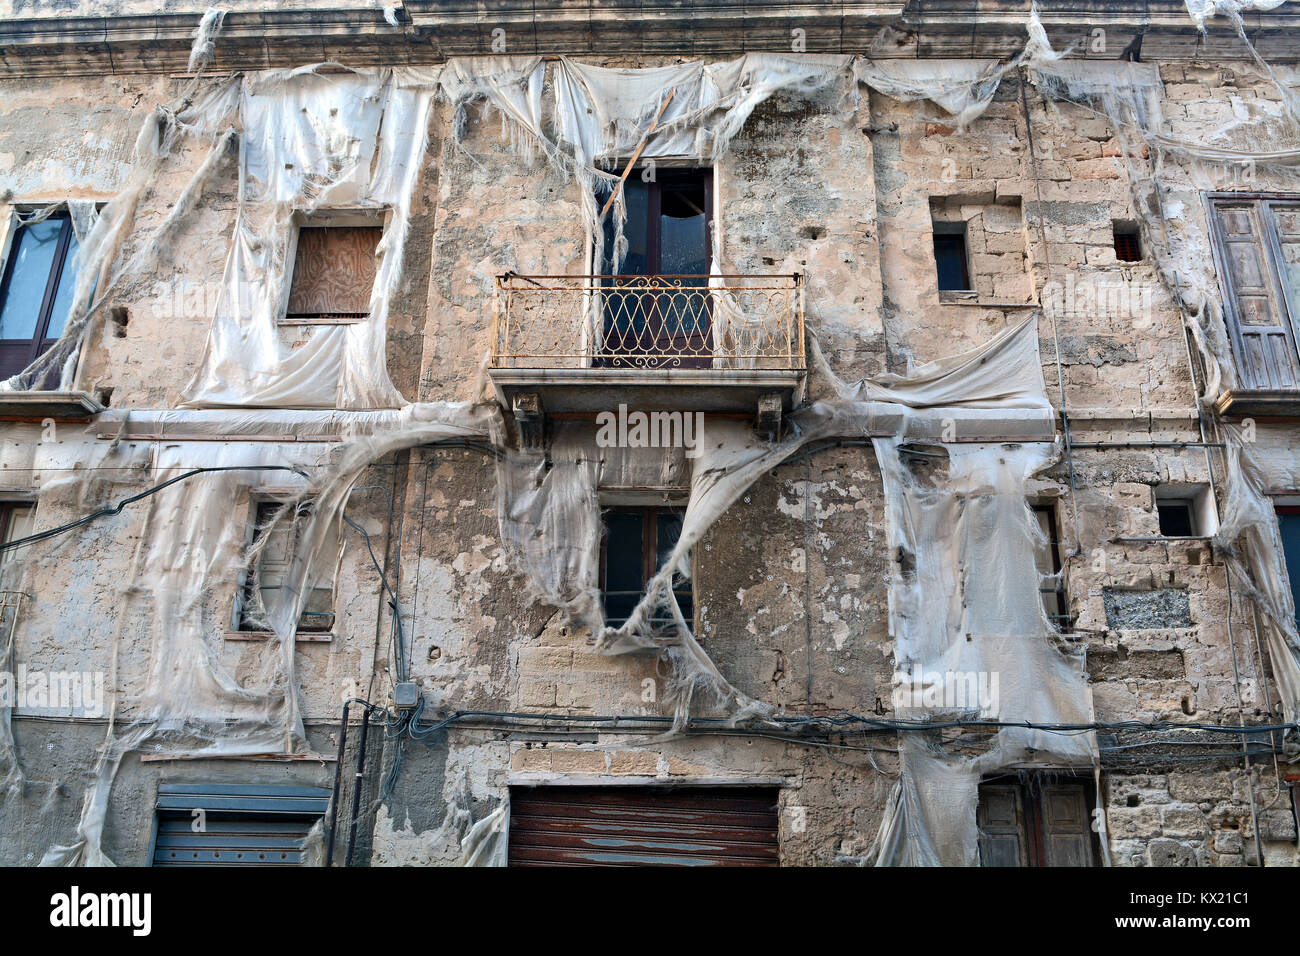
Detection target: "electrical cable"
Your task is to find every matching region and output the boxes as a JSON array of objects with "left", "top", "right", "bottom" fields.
[{"left": 0, "top": 465, "right": 309, "bottom": 553}]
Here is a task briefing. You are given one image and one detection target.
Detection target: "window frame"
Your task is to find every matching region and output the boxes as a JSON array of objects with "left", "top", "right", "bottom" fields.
[
  {"left": 976, "top": 773, "right": 1101, "bottom": 867},
  {"left": 279, "top": 211, "right": 387, "bottom": 328},
  {"left": 599, "top": 505, "right": 694, "bottom": 631},
  {"left": 233, "top": 497, "right": 336, "bottom": 636},
  {"left": 597, "top": 167, "right": 714, "bottom": 278},
  {"left": 1030, "top": 501, "right": 1069, "bottom": 630},
  {"left": 1205, "top": 191, "right": 1300, "bottom": 391},
  {"left": 932, "top": 220, "right": 972, "bottom": 293},
  {"left": 0, "top": 211, "right": 78, "bottom": 379},
  {"left": 0, "top": 500, "right": 35, "bottom": 569}
]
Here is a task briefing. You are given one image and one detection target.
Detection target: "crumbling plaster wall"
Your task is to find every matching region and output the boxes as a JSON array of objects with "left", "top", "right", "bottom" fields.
[{"left": 0, "top": 50, "right": 1298, "bottom": 866}]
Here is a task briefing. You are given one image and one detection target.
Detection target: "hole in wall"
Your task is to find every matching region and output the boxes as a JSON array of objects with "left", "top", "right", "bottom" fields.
[{"left": 110, "top": 306, "right": 128, "bottom": 338}]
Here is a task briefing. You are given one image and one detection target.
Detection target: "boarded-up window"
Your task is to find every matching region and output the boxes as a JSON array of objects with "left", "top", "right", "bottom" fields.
[
  {"left": 977, "top": 776, "right": 1099, "bottom": 867},
  {"left": 238, "top": 501, "right": 334, "bottom": 632},
  {"left": 285, "top": 226, "right": 381, "bottom": 321},
  {"left": 1209, "top": 197, "right": 1300, "bottom": 390}
]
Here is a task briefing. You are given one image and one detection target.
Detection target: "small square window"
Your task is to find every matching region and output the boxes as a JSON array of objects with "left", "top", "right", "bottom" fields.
[
  {"left": 284, "top": 226, "right": 381, "bottom": 323},
  {"left": 1156, "top": 498, "right": 1195, "bottom": 537},
  {"left": 933, "top": 224, "right": 971, "bottom": 292},
  {"left": 1113, "top": 222, "right": 1142, "bottom": 262},
  {"left": 601, "top": 507, "right": 692, "bottom": 630}
]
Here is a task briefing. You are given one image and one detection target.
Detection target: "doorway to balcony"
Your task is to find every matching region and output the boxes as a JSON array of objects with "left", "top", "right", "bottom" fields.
[{"left": 597, "top": 168, "right": 713, "bottom": 369}]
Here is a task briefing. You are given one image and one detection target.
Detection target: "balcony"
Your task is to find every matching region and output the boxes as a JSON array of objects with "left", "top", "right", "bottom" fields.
[{"left": 487, "top": 273, "right": 806, "bottom": 423}]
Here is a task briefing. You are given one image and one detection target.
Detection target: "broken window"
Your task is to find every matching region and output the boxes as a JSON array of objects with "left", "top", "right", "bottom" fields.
[
  {"left": 932, "top": 222, "right": 971, "bottom": 292},
  {"left": 976, "top": 775, "right": 1099, "bottom": 867},
  {"left": 1030, "top": 502, "right": 1068, "bottom": 628},
  {"left": 283, "top": 226, "right": 381, "bottom": 324},
  {"left": 0, "top": 212, "right": 82, "bottom": 381},
  {"left": 1207, "top": 196, "right": 1300, "bottom": 390},
  {"left": 600, "top": 507, "right": 693, "bottom": 630},
  {"left": 597, "top": 169, "right": 712, "bottom": 369},
  {"left": 1112, "top": 221, "right": 1142, "bottom": 261},
  {"left": 236, "top": 500, "right": 335, "bottom": 633}
]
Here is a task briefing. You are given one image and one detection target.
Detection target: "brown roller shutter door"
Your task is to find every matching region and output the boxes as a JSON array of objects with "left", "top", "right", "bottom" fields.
[{"left": 509, "top": 786, "right": 780, "bottom": 867}]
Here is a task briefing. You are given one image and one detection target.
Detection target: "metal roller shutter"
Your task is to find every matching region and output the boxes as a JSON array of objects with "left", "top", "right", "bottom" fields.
[
  {"left": 152, "top": 784, "right": 330, "bottom": 867},
  {"left": 508, "top": 786, "right": 780, "bottom": 867}
]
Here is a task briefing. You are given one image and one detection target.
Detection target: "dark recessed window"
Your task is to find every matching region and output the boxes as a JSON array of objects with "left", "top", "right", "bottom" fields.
[
  {"left": 601, "top": 507, "right": 692, "bottom": 630},
  {"left": 933, "top": 224, "right": 971, "bottom": 292},
  {"left": 1113, "top": 223, "right": 1142, "bottom": 262},
  {"left": 1156, "top": 498, "right": 1195, "bottom": 537},
  {"left": 0, "top": 213, "right": 82, "bottom": 381}
]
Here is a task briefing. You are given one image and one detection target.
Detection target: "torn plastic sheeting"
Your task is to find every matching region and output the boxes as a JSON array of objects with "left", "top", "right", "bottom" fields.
[
  {"left": 1214, "top": 426, "right": 1300, "bottom": 727},
  {"left": 2, "top": 79, "right": 243, "bottom": 394},
  {"left": 30, "top": 401, "right": 497, "bottom": 866},
  {"left": 180, "top": 67, "right": 441, "bottom": 410},
  {"left": 1185, "top": 0, "right": 1289, "bottom": 31},
  {"left": 853, "top": 59, "right": 1012, "bottom": 132}
]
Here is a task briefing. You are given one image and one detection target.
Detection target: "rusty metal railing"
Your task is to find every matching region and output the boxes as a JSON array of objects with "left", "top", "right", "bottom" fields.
[{"left": 490, "top": 274, "right": 805, "bottom": 371}]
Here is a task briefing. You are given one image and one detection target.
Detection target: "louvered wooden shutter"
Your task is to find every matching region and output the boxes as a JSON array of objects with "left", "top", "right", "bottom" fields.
[
  {"left": 1040, "top": 783, "right": 1095, "bottom": 866},
  {"left": 1211, "top": 200, "right": 1300, "bottom": 389},
  {"left": 286, "top": 227, "right": 381, "bottom": 318},
  {"left": 977, "top": 784, "right": 1028, "bottom": 866}
]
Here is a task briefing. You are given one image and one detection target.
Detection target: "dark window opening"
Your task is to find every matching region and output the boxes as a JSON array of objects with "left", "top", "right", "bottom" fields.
[
  {"left": 284, "top": 226, "right": 381, "bottom": 322},
  {"left": 601, "top": 507, "right": 692, "bottom": 630},
  {"left": 1113, "top": 223, "right": 1142, "bottom": 261},
  {"left": 933, "top": 224, "right": 971, "bottom": 292},
  {"left": 1276, "top": 506, "right": 1300, "bottom": 630},
  {"left": 977, "top": 775, "right": 1100, "bottom": 867},
  {"left": 1156, "top": 498, "right": 1195, "bottom": 537},
  {"left": 0, "top": 212, "right": 82, "bottom": 382},
  {"left": 597, "top": 169, "right": 713, "bottom": 369},
  {"left": 1031, "top": 503, "right": 1069, "bottom": 629},
  {"left": 238, "top": 501, "right": 334, "bottom": 632}
]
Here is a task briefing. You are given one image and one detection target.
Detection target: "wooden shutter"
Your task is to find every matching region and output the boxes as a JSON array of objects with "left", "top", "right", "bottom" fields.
[
  {"left": 242, "top": 503, "right": 334, "bottom": 631},
  {"left": 286, "top": 226, "right": 381, "bottom": 319},
  {"left": 977, "top": 784, "right": 1028, "bottom": 866},
  {"left": 508, "top": 786, "right": 779, "bottom": 866},
  {"left": 1210, "top": 200, "right": 1300, "bottom": 390},
  {"left": 1269, "top": 201, "right": 1300, "bottom": 328},
  {"left": 1040, "top": 783, "right": 1096, "bottom": 866}
]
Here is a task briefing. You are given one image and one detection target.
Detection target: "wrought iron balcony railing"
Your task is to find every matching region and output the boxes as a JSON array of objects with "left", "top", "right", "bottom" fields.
[{"left": 490, "top": 274, "right": 805, "bottom": 371}]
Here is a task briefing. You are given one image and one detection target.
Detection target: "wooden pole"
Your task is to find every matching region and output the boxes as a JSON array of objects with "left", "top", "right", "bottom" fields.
[{"left": 600, "top": 88, "right": 676, "bottom": 218}]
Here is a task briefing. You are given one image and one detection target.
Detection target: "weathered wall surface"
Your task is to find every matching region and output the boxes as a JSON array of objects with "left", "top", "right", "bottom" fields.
[{"left": 0, "top": 31, "right": 1297, "bottom": 867}]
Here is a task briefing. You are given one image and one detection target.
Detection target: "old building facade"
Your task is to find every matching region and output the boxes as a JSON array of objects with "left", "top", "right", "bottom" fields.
[{"left": 0, "top": 0, "right": 1299, "bottom": 867}]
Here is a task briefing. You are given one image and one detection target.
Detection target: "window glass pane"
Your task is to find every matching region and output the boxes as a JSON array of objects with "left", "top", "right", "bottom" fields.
[
  {"left": 659, "top": 184, "right": 707, "bottom": 275},
  {"left": 45, "top": 231, "right": 80, "bottom": 339},
  {"left": 0, "top": 219, "right": 61, "bottom": 340},
  {"left": 603, "top": 180, "right": 649, "bottom": 276},
  {"left": 603, "top": 511, "right": 644, "bottom": 626}
]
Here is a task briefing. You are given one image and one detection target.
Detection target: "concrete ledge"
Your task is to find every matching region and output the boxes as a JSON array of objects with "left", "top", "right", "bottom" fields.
[
  {"left": 489, "top": 367, "right": 807, "bottom": 414},
  {"left": 1213, "top": 389, "right": 1300, "bottom": 420},
  {"left": 0, "top": 390, "right": 103, "bottom": 420}
]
